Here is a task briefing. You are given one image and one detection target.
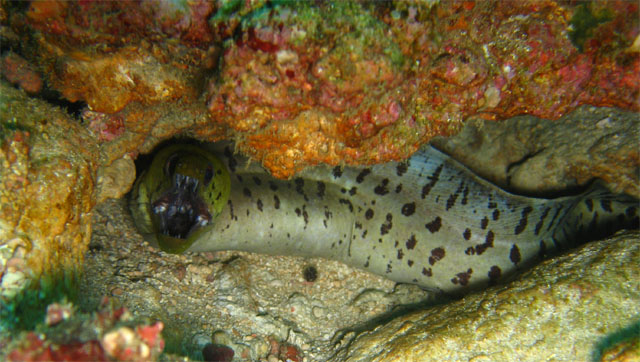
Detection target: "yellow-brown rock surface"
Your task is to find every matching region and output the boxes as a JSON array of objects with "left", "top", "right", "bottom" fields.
[
  {"left": 432, "top": 106, "right": 640, "bottom": 198},
  {"left": 0, "top": 81, "right": 99, "bottom": 299},
  {"left": 12, "top": 1, "right": 637, "bottom": 178},
  {"left": 332, "top": 231, "right": 640, "bottom": 362},
  {"left": 38, "top": 41, "right": 202, "bottom": 114}
]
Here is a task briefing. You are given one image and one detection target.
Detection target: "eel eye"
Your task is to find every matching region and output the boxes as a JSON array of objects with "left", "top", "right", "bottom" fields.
[
  {"left": 164, "top": 153, "right": 179, "bottom": 176},
  {"left": 203, "top": 165, "right": 214, "bottom": 186}
]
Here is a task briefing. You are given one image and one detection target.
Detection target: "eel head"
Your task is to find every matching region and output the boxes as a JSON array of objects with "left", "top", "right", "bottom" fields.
[
  {"left": 152, "top": 173, "right": 212, "bottom": 239},
  {"left": 130, "top": 144, "right": 230, "bottom": 254}
]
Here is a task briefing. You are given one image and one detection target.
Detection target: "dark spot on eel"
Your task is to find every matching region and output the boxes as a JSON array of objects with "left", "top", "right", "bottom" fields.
[
  {"left": 365, "top": 208, "right": 374, "bottom": 220},
  {"left": 585, "top": 199, "right": 593, "bottom": 212},
  {"left": 356, "top": 168, "right": 371, "bottom": 183},
  {"left": 380, "top": 213, "right": 393, "bottom": 235},
  {"left": 425, "top": 216, "right": 442, "bottom": 233},
  {"left": 406, "top": 234, "right": 417, "bottom": 250},
  {"left": 374, "top": 178, "right": 390, "bottom": 195},
  {"left": 317, "top": 182, "right": 326, "bottom": 199},
  {"left": 396, "top": 162, "right": 408, "bottom": 176},
  {"left": 428, "top": 247, "right": 445, "bottom": 265},
  {"left": 332, "top": 166, "right": 343, "bottom": 178},
  {"left": 401, "top": 202, "right": 416, "bottom": 216},
  {"left": 488, "top": 265, "right": 501, "bottom": 284},
  {"left": 492, "top": 209, "right": 500, "bottom": 221},
  {"left": 451, "top": 268, "right": 473, "bottom": 286},
  {"left": 514, "top": 206, "right": 533, "bottom": 235},
  {"left": 421, "top": 163, "right": 443, "bottom": 198},
  {"left": 510, "top": 244, "right": 521, "bottom": 265}
]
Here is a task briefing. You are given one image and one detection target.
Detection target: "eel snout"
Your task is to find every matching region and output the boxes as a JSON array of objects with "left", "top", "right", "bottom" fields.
[{"left": 152, "top": 174, "right": 211, "bottom": 239}]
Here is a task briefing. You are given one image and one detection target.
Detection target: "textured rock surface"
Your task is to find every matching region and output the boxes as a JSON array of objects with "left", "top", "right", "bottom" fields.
[
  {"left": 40, "top": 44, "right": 199, "bottom": 114},
  {"left": 332, "top": 230, "right": 640, "bottom": 362},
  {"left": 6, "top": 0, "right": 637, "bottom": 177},
  {"left": 79, "top": 198, "right": 434, "bottom": 361},
  {"left": 0, "top": 81, "right": 99, "bottom": 302},
  {"left": 200, "top": 0, "right": 640, "bottom": 178},
  {"left": 432, "top": 105, "right": 640, "bottom": 197},
  {"left": 4, "top": 299, "right": 165, "bottom": 362},
  {"left": 73, "top": 105, "right": 638, "bottom": 361},
  {"left": 95, "top": 155, "right": 136, "bottom": 203}
]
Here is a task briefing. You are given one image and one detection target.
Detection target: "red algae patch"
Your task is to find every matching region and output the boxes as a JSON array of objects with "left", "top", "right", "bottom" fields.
[{"left": 7, "top": 1, "right": 637, "bottom": 176}]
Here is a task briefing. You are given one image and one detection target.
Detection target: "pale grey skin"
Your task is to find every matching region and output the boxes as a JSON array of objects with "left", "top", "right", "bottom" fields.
[{"left": 180, "top": 144, "right": 638, "bottom": 294}]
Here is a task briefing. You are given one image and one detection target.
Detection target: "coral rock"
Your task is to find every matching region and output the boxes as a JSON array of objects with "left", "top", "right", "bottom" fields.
[
  {"left": 41, "top": 45, "right": 196, "bottom": 114},
  {"left": 432, "top": 106, "right": 640, "bottom": 197},
  {"left": 0, "top": 81, "right": 99, "bottom": 308},
  {"left": 333, "top": 231, "right": 640, "bottom": 362},
  {"left": 6, "top": 299, "right": 164, "bottom": 362},
  {"left": 96, "top": 155, "right": 136, "bottom": 203},
  {"left": 0, "top": 53, "right": 43, "bottom": 94},
  {"left": 9, "top": 1, "right": 638, "bottom": 177}
]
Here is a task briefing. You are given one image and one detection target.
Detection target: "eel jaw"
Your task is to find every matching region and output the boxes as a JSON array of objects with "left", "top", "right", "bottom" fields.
[{"left": 151, "top": 174, "right": 212, "bottom": 239}]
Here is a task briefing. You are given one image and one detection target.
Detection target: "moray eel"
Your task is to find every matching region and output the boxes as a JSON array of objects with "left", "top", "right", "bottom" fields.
[
  {"left": 130, "top": 143, "right": 639, "bottom": 294},
  {"left": 129, "top": 144, "right": 230, "bottom": 253}
]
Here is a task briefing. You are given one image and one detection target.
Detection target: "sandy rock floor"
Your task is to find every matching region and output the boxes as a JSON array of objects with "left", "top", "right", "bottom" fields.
[{"left": 81, "top": 198, "right": 436, "bottom": 361}]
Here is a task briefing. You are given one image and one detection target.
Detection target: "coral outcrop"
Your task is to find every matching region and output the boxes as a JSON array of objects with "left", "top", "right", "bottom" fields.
[
  {"left": 6, "top": 298, "right": 165, "bottom": 362},
  {"left": 5, "top": 0, "right": 636, "bottom": 177},
  {"left": 0, "top": 82, "right": 99, "bottom": 328}
]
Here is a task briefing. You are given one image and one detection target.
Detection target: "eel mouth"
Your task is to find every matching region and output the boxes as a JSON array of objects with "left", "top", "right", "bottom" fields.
[{"left": 151, "top": 174, "right": 212, "bottom": 239}]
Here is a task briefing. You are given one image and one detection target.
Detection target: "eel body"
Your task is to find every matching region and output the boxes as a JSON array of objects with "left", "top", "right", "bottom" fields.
[{"left": 130, "top": 143, "right": 639, "bottom": 294}]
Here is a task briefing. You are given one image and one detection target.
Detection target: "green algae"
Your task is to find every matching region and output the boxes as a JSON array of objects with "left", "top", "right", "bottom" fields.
[
  {"left": 592, "top": 320, "right": 640, "bottom": 362},
  {"left": 0, "top": 89, "right": 33, "bottom": 146},
  {"left": 209, "top": 0, "right": 251, "bottom": 23},
  {"left": 0, "top": 269, "right": 79, "bottom": 332},
  {"left": 232, "top": 0, "right": 406, "bottom": 70},
  {"left": 569, "top": 3, "right": 613, "bottom": 52},
  {"left": 0, "top": 118, "right": 31, "bottom": 146}
]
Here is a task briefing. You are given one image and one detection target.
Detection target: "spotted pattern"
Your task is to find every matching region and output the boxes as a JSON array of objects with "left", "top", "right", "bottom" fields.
[
  {"left": 425, "top": 217, "right": 442, "bottom": 233},
  {"left": 510, "top": 244, "right": 521, "bottom": 265},
  {"left": 317, "top": 182, "right": 326, "bottom": 199},
  {"left": 514, "top": 206, "right": 533, "bottom": 235},
  {"left": 421, "top": 164, "right": 444, "bottom": 198},
  {"left": 401, "top": 202, "right": 416, "bottom": 216},
  {"left": 374, "top": 179, "right": 390, "bottom": 195},
  {"left": 380, "top": 213, "right": 393, "bottom": 235},
  {"left": 428, "top": 247, "right": 445, "bottom": 265},
  {"left": 137, "top": 144, "right": 640, "bottom": 295},
  {"left": 406, "top": 235, "right": 417, "bottom": 250},
  {"left": 451, "top": 268, "right": 473, "bottom": 286},
  {"left": 356, "top": 169, "right": 371, "bottom": 183},
  {"left": 365, "top": 208, "right": 374, "bottom": 220},
  {"left": 396, "top": 162, "right": 409, "bottom": 176},
  {"left": 488, "top": 265, "right": 501, "bottom": 284}
]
